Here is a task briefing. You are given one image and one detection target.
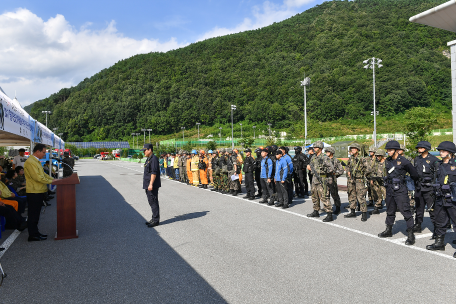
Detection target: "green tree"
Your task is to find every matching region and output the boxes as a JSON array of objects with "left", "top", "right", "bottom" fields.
[
  {"left": 122, "top": 149, "right": 128, "bottom": 158},
  {"left": 206, "top": 141, "right": 217, "bottom": 151},
  {"left": 138, "top": 152, "right": 144, "bottom": 163},
  {"left": 404, "top": 107, "right": 437, "bottom": 150},
  {"left": 238, "top": 137, "right": 254, "bottom": 148}
]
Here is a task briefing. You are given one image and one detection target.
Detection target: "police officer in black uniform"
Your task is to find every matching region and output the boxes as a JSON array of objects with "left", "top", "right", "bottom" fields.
[
  {"left": 254, "top": 148, "right": 263, "bottom": 198},
  {"left": 242, "top": 148, "right": 256, "bottom": 200},
  {"left": 378, "top": 141, "right": 419, "bottom": 245},
  {"left": 426, "top": 141, "right": 456, "bottom": 256},
  {"left": 413, "top": 141, "right": 439, "bottom": 234},
  {"left": 292, "top": 146, "right": 309, "bottom": 198},
  {"left": 141, "top": 144, "right": 161, "bottom": 228}
]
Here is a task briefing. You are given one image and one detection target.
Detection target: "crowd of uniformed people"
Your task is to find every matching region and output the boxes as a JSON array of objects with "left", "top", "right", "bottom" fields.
[{"left": 159, "top": 139, "right": 456, "bottom": 258}]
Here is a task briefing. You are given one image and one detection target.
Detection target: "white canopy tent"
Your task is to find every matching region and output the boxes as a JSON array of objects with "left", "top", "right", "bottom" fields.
[{"left": 409, "top": 0, "right": 456, "bottom": 143}]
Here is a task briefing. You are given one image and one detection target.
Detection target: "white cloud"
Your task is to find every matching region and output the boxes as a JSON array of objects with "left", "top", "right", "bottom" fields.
[
  {"left": 0, "top": 8, "right": 188, "bottom": 106},
  {"left": 197, "top": 0, "right": 316, "bottom": 41}
]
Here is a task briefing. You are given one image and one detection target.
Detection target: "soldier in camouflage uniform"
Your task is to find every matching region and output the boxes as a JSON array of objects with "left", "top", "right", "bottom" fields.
[
  {"left": 368, "top": 149, "right": 386, "bottom": 214},
  {"left": 218, "top": 148, "right": 230, "bottom": 193},
  {"left": 210, "top": 151, "right": 220, "bottom": 191},
  {"left": 367, "top": 146, "right": 378, "bottom": 206},
  {"left": 398, "top": 144, "right": 415, "bottom": 212},
  {"left": 345, "top": 142, "right": 369, "bottom": 222},
  {"left": 227, "top": 148, "right": 241, "bottom": 195},
  {"left": 325, "top": 147, "right": 345, "bottom": 215},
  {"left": 306, "top": 141, "right": 335, "bottom": 222}
]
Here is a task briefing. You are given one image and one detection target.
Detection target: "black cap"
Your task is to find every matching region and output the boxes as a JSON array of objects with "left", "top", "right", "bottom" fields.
[
  {"left": 244, "top": 148, "right": 252, "bottom": 153},
  {"left": 140, "top": 143, "right": 154, "bottom": 152}
]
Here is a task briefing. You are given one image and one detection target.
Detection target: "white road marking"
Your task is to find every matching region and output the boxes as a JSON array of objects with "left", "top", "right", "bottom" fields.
[
  {"left": 0, "top": 230, "right": 21, "bottom": 259},
  {"left": 110, "top": 160, "right": 456, "bottom": 261}
]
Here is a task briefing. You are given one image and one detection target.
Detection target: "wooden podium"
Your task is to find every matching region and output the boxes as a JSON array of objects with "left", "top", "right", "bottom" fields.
[{"left": 52, "top": 173, "right": 80, "bottom": 240}]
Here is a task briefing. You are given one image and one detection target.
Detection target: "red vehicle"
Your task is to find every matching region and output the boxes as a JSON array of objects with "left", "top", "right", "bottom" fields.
[{"left": 100, "top": 152, "right": 110, "bottom": 160}]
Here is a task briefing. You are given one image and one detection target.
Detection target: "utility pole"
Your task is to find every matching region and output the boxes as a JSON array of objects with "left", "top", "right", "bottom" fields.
[
  {"left": 131, "top": 133, "right": 135, "bottom": 149},
  {"left": 239, "top": 123, "right": 243, "bottom": 138},
  {"left": 196, "top": 123, "right": 201, "bottom": 141},
  {"left": 267, "top": 123, "right": 272, "bottom": 137},
  {"left": 300, "top": 76, "right": 310, "bottom": 145},
  {"left": 363, "top": 57, "right": 383, "bottom": 147},
  {"left": 231, "top": 105, "right": 236, "bottom": 149},
  {"left": 219, "top": 127, "right": 222, "bottom": 143},
  {"left": 42, "top": 111, "right": 52, "bottom": 128},
  {"left": 147, "top": 129, "right": 152, "bottom": 143},
  {"left": 141, "top": 129, "right": 146, "bottom": 146},
  {"left": 252, "top": 126, "right": 256, "bottom": 139}
]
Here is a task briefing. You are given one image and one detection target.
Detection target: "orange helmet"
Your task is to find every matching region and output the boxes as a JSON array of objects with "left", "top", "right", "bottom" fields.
[
  {"left": 233, "top": 149, "right": 238, "bottom": 153},
  {"left": 259, "top": 146, "right": 263, "bottom": 150},
  {"left": 200, "top": 150, "right": 205, "bottom": 155}
]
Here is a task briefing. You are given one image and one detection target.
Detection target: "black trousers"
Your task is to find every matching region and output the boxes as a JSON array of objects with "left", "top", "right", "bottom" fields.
[
  {"left": 286, "top": 176, "right": 293, "bottom": 203},
  {"left": 414, "top": 189, "right": 435, "bottom": 225},
  {"left": 145, "top": 189, "right": 160, "bottom": 223},
  {"left": 0, "top": 205, "right": 23, "bottom": 230},
  {"left": 275, "top": 181, "right": 288, "bottom": 206},
  {"left": 293, "top": 171, "right": 304, "bottom": 196},
  {"left": 261, "top": 178, "right": 274, "bottom": 201},
  {"left": 433, "top": 198, "right": 454, "bottom": 236},
  {"left": 5, "top": 196, "right": 27, "bottom": 214},
  {"left": 244, "top": 172, "right": 255, "bottom": 196},
  {"left": 26, "top": 193, "right": 44, "bottom": 237},
  {"left": 254, "top": 170, "right": 262, "bottom": 195},
  {"left": 385, "top": 187, "right": 414, "bottom": 230}
]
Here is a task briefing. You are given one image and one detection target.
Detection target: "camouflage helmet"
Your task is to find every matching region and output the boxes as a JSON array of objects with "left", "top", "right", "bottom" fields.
[
  {"left": 375, "top": 149, "right": 386, "bottom": 156},
  {"left": 349, "top": 143, "right": 361, "bottom": 150},
  {"left": 178, "top": 149, "right": 183, "bottom": 154},
  {"left": 226, "top": 148, "right": 233, "bottom": 153},
  {"left": 219, "top": 148, "right": 226, "bottom": 153},
  {"left": 325, "top": 147, "right": 335, "bottom": 154},
  {"left": 399, "top": 144, "right": 405, "bottom": 151},
  {"left": 369, "top": 145, "right": 378, "bottom": 153},
  {"left": 313, "top": 141, "right": 324, "bottom": 149}
]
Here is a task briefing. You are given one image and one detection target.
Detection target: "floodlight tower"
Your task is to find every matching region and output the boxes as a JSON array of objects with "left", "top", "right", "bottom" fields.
[
  {"left": 239, "top": 123, "right": 243, "bottom": 138},
  {"left": 300, "top": 76, "right": 310, "bottom": 145},
  {"left": 147, "top": 129, "right": 153, "bottom": 143},
  {"left": 363, "top": 57, "right": 383, "bottom": 147},
  {"left": 231, "top": 105, "right": 236, "bottom": 149},
  {"left": 42, "top": 111, "right": 52, "bottom": 128},
  {"left": 252, "top": 126, "right": 256, "bottom": 139},
  {"left": 196, "top": 123, "right": 201, "bottom": 141}
]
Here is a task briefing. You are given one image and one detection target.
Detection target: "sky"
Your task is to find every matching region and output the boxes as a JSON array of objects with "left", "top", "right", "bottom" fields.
[{"left": 0, "top": 0, "right": 328, "bottom": 107}]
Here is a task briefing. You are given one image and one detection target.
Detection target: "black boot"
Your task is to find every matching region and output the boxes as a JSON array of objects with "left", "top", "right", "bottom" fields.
[
  {"left": 333, "top": 206, "right": 341, "bottom": 215},
  {"left": 372, "top": 206, "right": 380, "bottom": 214},
  {"left": 412, "top": 223, "right": 422, "bottom": 233},
  {"left": 378, "top": 225, "right": 393, "bottom": 238},
  {"left": 367, "top": 200, "right": 374, "bottom": 207},
  {"left": 405, "top": 230, "right": 415, "bottom": 245},
  {"left": 259, "top": 199, "right": 267, "bottom": 204},
  {"left": 242, "top": 195, "right": 250, "bottom": 199},
  {"left": 248, "top": 196, "right": 255, "bottom": 200},
  {"left": 307, "top": 210, "right": 319, "bottom": 218},
  {"left": 322, "top": 212, "right": 333, "bottom": 222},
  {"left": 344, "top": 209, "right": 356, "bottom": 218},
  {"left": 426, "top": 235, "right": 445, "bottom": 251},
  {"left": 232, "top": 191, "right": 238, "bottom": 196},
  {"left": 267, "top": 200, "right": 275, "bottom": 206},
  {"left": 361, "top": 212, "right": 367, "bottom": 222},
  {"left": 431, "top": 228, "right": 436, "bottom": 240},
  {"left": 255, "top": 193, "right": 262, "bottom": 198}
]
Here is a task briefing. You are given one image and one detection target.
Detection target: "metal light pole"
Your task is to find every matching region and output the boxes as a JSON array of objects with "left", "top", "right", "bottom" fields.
[
  {"left": 196, "top": 123, "right": 201, "bottom": 141},
  {"left": 147, "top": 129, "right": 152, "bottom": 143},
  {"left": 131, "top": 133, "right": 135, "bottom": 149},
  {"left": 239, "top": 123, "right": 243, "bottom": 138},
  {"left": 363, "top": 57, "right": 383, "bottom": 147},
  {"left": 300, "top": 76, "right": 310, "bottom": 145},
  {"left": 135, "top": 133, "right": 140, "bottom": 149},
  {"left": 141, "top": 129, "right": 146, "bottom": 146},
  {"left": 267, "top": 123, "right": 272, "bottom": 137},
  {"left": 231, "top": 105, "right": 236, "bottom": 149},
  {"left": 42, "top": 111, "right": 52, "bottom": 128},
  {"left": 252, "top": 126, "right": 256, "bottom": 139},
  {"left": 219, "top": 127, "right": 222, "bottom": 143},
  {"left": 181, "top": 127, "right": 185, "bottom": 147}
]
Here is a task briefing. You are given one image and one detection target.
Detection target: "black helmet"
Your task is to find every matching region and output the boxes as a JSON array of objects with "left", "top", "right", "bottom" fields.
[
  {"left": 294, "top": 146, "right": 302, "bottom": 153},
  {"left": 271, "top": 145, "right": 278, "bottom": 151},
  {"left": 254, "top": 148, "right": 261, "bottom": 154},
  {"left": 385, "top": 140, "right": 401, "bottom": 150},
  {"left": 437, "top": 141, "right": 456, "bottom": 154},
  {"left": 415, "top": 141, "right": 431, "bottom": 151}
]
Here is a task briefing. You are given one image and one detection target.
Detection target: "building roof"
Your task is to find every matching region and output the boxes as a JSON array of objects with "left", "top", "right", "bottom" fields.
[{"left": 409, "top": 0, "right": 456, "bottom": 33}]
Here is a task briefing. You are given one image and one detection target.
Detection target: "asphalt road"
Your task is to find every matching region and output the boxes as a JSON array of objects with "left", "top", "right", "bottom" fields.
[{"left": 1, "top": 159, "right": 456, "bottom": 303}]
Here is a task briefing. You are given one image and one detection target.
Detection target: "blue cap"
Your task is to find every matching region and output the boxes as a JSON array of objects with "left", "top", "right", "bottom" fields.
[
  {"left": 191, "top": 149, "right": 197, "bottom": 154},
  {"left": 208, "top": 150, "right": 213, "bottom": 153},
  {"left": 140, "top": 144, "right": 154, "bottom": 152}
]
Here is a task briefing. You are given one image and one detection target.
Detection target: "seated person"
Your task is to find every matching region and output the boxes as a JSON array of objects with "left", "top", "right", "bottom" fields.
[
  {"left": 6, "top": 170, "right": 26, "bottom": 196},
  {"left": 0, "top": 166, "right": 26, "bottom": 214},
  {"left": 0, "top": 201, "right": 27, "bottom": 231},
  {"left": 15, "top": 166, "right": 26, "bottom": 186},
  {"left": 43, "top": 161, "right": 58, "bottom": 178}
]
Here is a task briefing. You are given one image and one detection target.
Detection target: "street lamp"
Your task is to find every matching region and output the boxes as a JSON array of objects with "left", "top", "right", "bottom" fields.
[
  {"left": 135, "top": 133, "right": 140, "bottom": 149},
  {"left": 219, "top": 127, "right": 222, "bottom": 143},
  {"left": 141, "top": 129, "right": 146, "bottom": 146},
  {"left": 239, "top": 123, "right": 243, "bottom": 138},
  {"left": 231, "top": 105, "right": 236, "bottom": 149},
  {"left": 300, "top": 76, "right": 310, "bottom": 145},
  {"left": 196, "top": 123, "right": 201, "bottom": 141},
  {"left": 42, "top": 111, "right": 52, "bottom": 128},
  {"left": 267, "top": 123, "right": 272, "bottom": 137},
  {"left": 147, "top": 129, "right": 152, "bottom": 143},
  {"left": 252, "top": 126, "right": 256, "bottom": 139},
  {"left": 181, "top": 127, "right": 185, "bottom": 146},
  {"left": 131, "top": 133, "right": 135, "bottom": 149},
  {"left": 363, "top": 57, "right": 383, "bottom": 147}
]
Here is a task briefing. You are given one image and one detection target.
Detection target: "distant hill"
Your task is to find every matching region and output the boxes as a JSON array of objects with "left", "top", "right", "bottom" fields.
[{"left": 24, "top": 0, "right": 456, "bottom": 142}]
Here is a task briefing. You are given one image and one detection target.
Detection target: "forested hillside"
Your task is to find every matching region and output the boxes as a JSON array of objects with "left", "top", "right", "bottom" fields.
[{"left": 24, "top": 0, "right": 456, "bottom": 142}]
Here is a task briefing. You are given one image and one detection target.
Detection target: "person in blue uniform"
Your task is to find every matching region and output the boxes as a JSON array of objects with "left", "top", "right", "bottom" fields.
[
  {"left": 259, "top": 148, "right": 274, "bottom": 205},
  {"left": 426, "top": 141, "right": 456, "bottom": 257},
  {"left": 274, "top": 150, "right": 289, "bottom": 208},
  {"left": 280, "top": 146, "right": 294, "bottom": 205},
  {"left": 378, "top": 141, "right": 419, "bottom": 245},
  {"left": 413, "top": 141, "right": 439, "bottom": 234},
  {"left": 141, "top": 144, "right": 161, "bottom": 228}
]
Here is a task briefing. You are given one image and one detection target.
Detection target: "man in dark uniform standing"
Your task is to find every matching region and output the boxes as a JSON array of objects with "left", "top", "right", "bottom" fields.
[
  {"left": 62, "top": 152, "right": 75, "bottom": 178},
  {"left": 378, "top": 141, "right": 419, "bottom": 245},
  {"left": 141, "top": 144, "right": 161, "bottom": 228},
  {"left": 242, "top": 148, "right": 255, "bottom": 200}
]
